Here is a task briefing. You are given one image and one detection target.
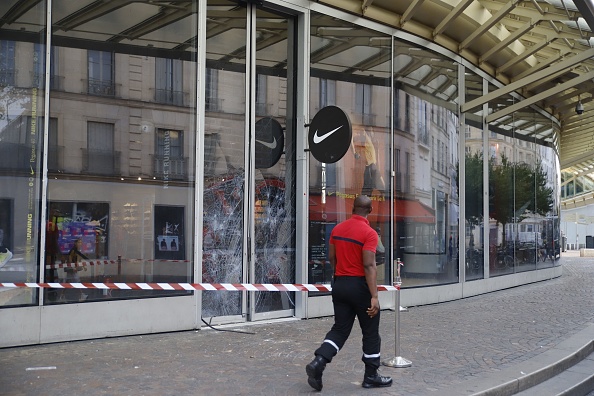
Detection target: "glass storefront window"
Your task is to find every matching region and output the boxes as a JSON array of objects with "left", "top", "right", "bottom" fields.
[
  {"left": 392, "top": 44, "right": 459, "bottom": 288},
  {"left": 487, "top": 88, "right": 559, "bottom": 276},
  {"left": 308, "top": 13, "right": 392, "bottom": 292},
  {"left": 43, "top": 0, "right": 198, "bottom": 304},
  {"left": 0, "top": 1, "right": 46, "bottom": 307},
  {"left": 464, "top": 71, "right": 484, "bottom": 280}
]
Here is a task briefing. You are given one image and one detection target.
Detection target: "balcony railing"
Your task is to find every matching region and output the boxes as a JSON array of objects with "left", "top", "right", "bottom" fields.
[
  {"left": 152, "top": 155, "right": 188, "bottom": 180},
  {"left": 155, "top": 89, "right": 185, "bottom": 106},
  {"left": 47, "top": 145, "right": 64, "bottom": 171},
  {"left": 205, "top": 97, "right": 223, "bottom": 112},
  {"left": 0, "top": 142, "right": 32, "bottom": 171},
  {"left": 82, "top": 148, "right": 120, "bottom": 175},
  {"left": 86, "top": 78, "right": 115, "bottom": 96},
  {"left": 0, "top": 70, "right": 16, "bottom": 86},
  {"left": 255, "top": 102, "right": 270, "bottom": 116},
  {"left": 417, "top": 122, "right": 429, "bottom": 146},
  {"left": 32, "top": 72, "right": 64, "bottom": 90},
  {"left": 0, "top": 143, "right": 63, "bottom": 172},
  {"left": 355, "top": 112, "right": 376, "bottom": 126}
]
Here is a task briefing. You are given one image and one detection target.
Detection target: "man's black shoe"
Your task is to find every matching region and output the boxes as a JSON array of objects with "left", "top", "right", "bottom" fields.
[
  {"left": 362, "top": 373, "right": 393, "bottom": 388},
  {"left": 306, "top": 355, "right": 327, "bottom": 391}
]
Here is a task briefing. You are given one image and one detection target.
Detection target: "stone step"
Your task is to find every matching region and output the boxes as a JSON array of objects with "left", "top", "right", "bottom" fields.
[{"left": 517, "top": 353, "right": 594, "bottom": 396}]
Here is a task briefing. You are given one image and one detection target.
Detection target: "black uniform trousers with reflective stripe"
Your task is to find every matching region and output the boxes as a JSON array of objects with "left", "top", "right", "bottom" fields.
[{"left": 314, "top": 276, "right": 381, "bottom": 375}]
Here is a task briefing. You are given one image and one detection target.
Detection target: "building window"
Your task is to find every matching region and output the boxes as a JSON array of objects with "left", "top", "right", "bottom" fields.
[
  {"left": 394, "top": 89, "right": 401, "bottom": 131},
  {"left": 156, "top": 58, "right": 183, "bottom": 105},
  {"left": 319, "top": 78, "right": 336, "bottom": 108},
  {"left": 205, "top": 68, "right": 219, "bottom": 111},
  {"left": 355, "top": 83, "right": 374, "bottom": 124},
  {"left": 33, "top": 44, "right": 59, "bottom": 89},
  {"left": 85, "top": 122, "right": 118, "bottom": 175},
  {"left": 0, "top": 40, "right": 16, "bottom": 86},
  {"left": 404, "top": 94, "right": 411, "bottom": 132},
  {"left": 255, "top": 74, "right": 267, "bottom": 116},
  {"left": 395, "top": 148, "right": 401, "bottom": 192},
  {"left": 87, "top": 50, "right": 114, "bottom": 96},
  {"left": 432, "top": 136, "right": 435, "bottom": 169},
  {"left": 405, "top": 151, "right": 410, "bottom": 193},
  {"left": 46, "top": 118, "right": 60, "bottom": 171},
  {"left": 154, "top": 129, "right": 186, "bottom": 180}
]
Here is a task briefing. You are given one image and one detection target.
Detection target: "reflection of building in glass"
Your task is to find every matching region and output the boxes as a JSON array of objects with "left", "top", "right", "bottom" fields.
[{"left": 0, "top": 0, "right": 569, "bottom": 347}]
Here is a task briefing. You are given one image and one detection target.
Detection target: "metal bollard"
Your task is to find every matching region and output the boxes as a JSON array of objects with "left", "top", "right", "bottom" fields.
[{"left": 381, "top": 258, "right": 412, "bottom": 368}]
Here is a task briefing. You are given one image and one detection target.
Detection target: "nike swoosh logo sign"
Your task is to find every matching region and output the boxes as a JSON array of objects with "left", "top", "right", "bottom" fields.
[
  {"left": 30, "top": 165, "right": 34, "bottom": 175},
  {"left": 313, "top": 125, "right": 342, "bottom": 144},
  {"left": 256, "top": 136, "right": 277, "bottom": 149}
]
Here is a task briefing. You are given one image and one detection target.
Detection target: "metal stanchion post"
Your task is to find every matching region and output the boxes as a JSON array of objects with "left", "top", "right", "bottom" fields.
[{"left": 382, "top": 258, "right": 412, "bottom": 368}]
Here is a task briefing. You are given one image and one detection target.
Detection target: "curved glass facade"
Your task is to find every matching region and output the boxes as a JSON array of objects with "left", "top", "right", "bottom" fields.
[{"left": 0, "top": 0, "right": 562, "bottom": 345}]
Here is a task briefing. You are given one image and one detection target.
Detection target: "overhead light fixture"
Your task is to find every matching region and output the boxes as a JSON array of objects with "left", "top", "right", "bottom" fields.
[{"left": 576, "top": 95, "right": 584, "bottom": 115}]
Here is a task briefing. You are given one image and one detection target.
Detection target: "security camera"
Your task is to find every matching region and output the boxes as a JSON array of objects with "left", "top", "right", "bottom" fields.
[{"left": 576, "top": 101, "right": 584, "bottom": 115}]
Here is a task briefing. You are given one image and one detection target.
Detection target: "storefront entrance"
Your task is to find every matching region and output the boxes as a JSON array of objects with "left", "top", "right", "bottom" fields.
[{"left": 201, "top": 1, "right": 297, "bottom": 323}]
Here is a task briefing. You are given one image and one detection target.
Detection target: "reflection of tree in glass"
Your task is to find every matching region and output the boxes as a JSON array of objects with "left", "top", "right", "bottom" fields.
[
  {"left": 461, "top": 153, "right": 554, "bottom": 247},
  {"left": 457, "top": 152, "right": 484, "bottom": 227},
  {"left": 490, "top": 156, "right": 553, "bottom": 244}
]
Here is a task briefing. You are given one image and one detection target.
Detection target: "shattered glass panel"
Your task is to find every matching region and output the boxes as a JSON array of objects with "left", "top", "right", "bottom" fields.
[
  {"left": 254, "top": 178, "right": 296, "bottom": 313},
  {"left": 253, "top": 8, "right": 296, "bottom": 314},
  {"left": 201, "top": 0, "right": 247, "bottom": 318},
  {"left": 202, "top": 172, "right": 245, "bottom": 317}
]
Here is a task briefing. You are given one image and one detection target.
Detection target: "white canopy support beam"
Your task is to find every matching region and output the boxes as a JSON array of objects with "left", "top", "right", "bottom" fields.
[
  {"left": 433, "top": 0, "right": 474, "bottom": 37},
  {"left": 486, "top": 70, "right": 594, "bottom": 122},
  {"left": 462, "top": 47, "right": 594, "bottom": 113},
  {"left": 459, "top": 0, "right": 520, "bottom": 51}
]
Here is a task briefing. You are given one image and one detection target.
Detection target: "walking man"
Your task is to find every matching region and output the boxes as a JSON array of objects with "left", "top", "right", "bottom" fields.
[{"left": 306, "top": 195, "right": 392, "bottom": 391}]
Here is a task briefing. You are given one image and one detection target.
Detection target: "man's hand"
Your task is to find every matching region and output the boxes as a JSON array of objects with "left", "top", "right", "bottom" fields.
[{"left": 367, "top": 297, "right": 380, "bottom": 318}]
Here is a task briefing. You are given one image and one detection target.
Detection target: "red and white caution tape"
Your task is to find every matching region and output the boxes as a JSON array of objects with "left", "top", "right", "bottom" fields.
[{"left": 0, "top": 282, "right": 399, "bottom": 292}]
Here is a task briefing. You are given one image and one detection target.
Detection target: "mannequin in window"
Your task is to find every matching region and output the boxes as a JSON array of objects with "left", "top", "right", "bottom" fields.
[{"left": 352, "top": 129, "right": 385, "bottom": 196}]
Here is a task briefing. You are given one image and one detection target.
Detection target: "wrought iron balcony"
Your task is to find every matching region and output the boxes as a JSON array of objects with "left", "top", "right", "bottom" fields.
[
  {"left": 31, "top": 72, "right": 64, "bottom": 90},
  {"left": 205, "top": 97, "right": 223, "bottom": 112},
  {"left": 0, "top": 142, "right": 32, "bottom": 171},
  {"left": 86, "top": 78, "right": 115, "bottom": 96},
  {"left": 82, "top": 148, "right": 120, "bottom": 175},
  {"left": 0, "top": 70, "right": 16, "bottom": 86},
  {"left": 417, "top": 122, "right": 429, "bottom": 146},
  {"left": 155, "top": 89, "right": 185, "bottom": 106},
  {"left": 47, "top": 145, "right": 64, "bottom": 171},
  {"left": 152, "top": 155, "right": 188, "bottom": 180}
]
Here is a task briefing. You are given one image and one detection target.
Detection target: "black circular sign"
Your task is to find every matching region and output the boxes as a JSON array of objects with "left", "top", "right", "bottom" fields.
[
  {"left": 255, "top": 117, "right": 284, "bottom": 169},
  {"left": 308, "top": 106, "right": 352, "bottom": 163}
]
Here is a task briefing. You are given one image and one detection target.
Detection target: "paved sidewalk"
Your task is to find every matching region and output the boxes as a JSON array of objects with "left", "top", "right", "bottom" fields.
[{"left": 1, "top": 252, "right": 593, "bottom": 396}]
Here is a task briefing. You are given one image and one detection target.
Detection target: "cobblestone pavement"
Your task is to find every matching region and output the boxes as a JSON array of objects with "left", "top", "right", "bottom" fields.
[{"left": 0, "top": 252, "right": 593, "bottom": 396}]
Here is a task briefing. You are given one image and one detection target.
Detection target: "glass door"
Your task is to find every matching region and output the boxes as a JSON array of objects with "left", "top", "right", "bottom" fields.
[
  {"left": 249, "top": 7, "right": 297, "bottom": 320},
  {"left": 202, "top": 1, "right": 297, "bottom": 323}
]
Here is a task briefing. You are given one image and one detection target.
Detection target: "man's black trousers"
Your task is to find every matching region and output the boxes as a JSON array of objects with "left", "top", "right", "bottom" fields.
[{"left": 314, "top": 276, "right": 381, "bottom": 374}]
